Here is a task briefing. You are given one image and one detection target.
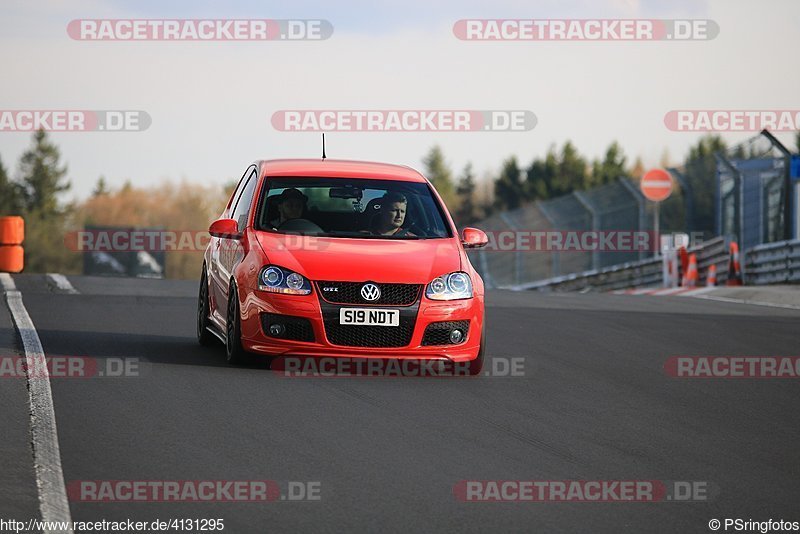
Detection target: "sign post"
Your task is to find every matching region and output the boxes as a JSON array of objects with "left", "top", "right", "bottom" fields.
[{"left": 640, "top": 169, "right": 673, "bottom": 258}]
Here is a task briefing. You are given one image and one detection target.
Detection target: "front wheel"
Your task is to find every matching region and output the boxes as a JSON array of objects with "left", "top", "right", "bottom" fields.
[{"left": 225, "top": 280, "right": 250, "bottom": 365}]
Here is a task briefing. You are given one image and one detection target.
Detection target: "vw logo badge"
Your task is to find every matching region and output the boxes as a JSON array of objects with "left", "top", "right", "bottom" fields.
[{"left": 360, "top": 283, "right": 381, "bottom": 301}]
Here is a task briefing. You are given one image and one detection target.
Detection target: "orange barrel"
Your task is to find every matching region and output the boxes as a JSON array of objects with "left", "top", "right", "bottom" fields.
[
  {"left": 0, "top": 216, "right": 24, "bottom": 272},
  {"left": 0, "top": 245, "right": 23, "bottom": 273},
  {"left": 0, "top": 216, "right": 24, "bottom": 245}
]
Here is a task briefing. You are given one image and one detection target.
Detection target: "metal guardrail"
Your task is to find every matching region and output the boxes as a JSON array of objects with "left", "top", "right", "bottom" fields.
[
  {"left": 515, "top": 255, "right": 662, "bottom": 292},
  {"left": 744, "top": 239, "right": 800, "bottom": 285},
  {"left": 506, "top": 236, "right": 731, "bottom": 292}
]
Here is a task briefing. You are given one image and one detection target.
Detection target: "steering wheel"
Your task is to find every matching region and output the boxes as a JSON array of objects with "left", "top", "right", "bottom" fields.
[
  {"left": 277, "top": 218, "right": 325, "bottom": 234},
  {"left": 405, "top": 222, "right": 424, "bottom": 236}
]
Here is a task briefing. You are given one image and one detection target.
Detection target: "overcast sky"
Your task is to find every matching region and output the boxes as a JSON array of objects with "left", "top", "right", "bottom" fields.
[{"left": 1, "top": 0, "right": 798, "bottom": 200}]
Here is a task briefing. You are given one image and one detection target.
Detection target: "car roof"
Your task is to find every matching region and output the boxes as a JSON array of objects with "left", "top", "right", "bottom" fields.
[{"left": 258, "top": 159, "right": 428, "bottom": 183}]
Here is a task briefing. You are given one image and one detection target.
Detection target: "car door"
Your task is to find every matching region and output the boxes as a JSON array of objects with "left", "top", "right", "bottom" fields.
[{"left": 209, "top": 165, "right": 257, "bottom": 319}]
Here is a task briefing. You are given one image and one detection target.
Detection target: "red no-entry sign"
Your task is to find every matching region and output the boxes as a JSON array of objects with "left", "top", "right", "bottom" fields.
[{"left": 641, "top": 169, "right": 673, "bottom": 202}]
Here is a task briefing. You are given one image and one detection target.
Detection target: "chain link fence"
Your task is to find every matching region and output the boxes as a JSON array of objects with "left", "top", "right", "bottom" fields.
[
  {"left": 470, "top": 177, "right": 667, "bottom": 289},
  {"left": 716, "top": 131, "right": 798, "bottom": 251}
]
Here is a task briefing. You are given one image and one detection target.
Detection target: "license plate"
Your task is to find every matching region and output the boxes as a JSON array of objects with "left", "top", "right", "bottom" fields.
[{"left": 339, "top": 308, "right": 400, "bottom": 326}]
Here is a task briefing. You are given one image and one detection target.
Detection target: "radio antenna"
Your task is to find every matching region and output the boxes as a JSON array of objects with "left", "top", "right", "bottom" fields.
[{"left": 321, "top": 133, "right": 327, "bottom": 160}]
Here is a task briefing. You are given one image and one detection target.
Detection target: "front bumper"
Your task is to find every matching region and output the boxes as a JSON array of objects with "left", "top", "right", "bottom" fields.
[{"left": 239, "top": 288, "right": 483, "bottom": 362}]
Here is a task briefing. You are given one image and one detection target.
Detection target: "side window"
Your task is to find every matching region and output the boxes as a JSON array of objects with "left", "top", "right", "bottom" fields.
[
  {"left": 231, "top": 170, "right": 258, "bottom": 232},
  {"left": 227, "top": 167, "right": 253, "bottom": 213}
]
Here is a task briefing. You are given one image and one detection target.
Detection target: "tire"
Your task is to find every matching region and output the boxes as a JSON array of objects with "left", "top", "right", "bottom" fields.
[
  {"left": 467, "top": 322, "right": 486, "bottom": 376},
  {"left": 197, "top": 268, "right": 216, "bottom": 346},
  {"left": 225, "top": 279, "right": 250, "bottom": 365}
]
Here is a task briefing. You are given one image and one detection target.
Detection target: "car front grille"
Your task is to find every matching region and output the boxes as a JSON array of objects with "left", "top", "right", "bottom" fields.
[
  {"left": 316, "top": 281, "right": 421, "bottom": 306},
  {"left": 322, "top": 319, "right": 416, "bottom": 348},
  {"left": 421, "top": 320, "right": 470, "bottom": 346},
  {"left": 317, "top": 292, "right": 420, "bottom": 348}
]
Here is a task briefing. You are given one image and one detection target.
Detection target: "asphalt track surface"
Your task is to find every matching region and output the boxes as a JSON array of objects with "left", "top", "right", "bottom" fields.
[{"left": 3, "top": 274, "right": 800, "bottom": 533}]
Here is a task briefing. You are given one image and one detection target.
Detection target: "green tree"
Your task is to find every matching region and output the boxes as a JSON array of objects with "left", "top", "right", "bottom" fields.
[
  {"left": 454, "top": 163, "right": 478, "bottom": 225},
  {"left": 0, "top": 154, "right": 24, "bottom": 215},
  {"left": 589, "top": 141, "right": 629, "bottom": 187},
  {"left": 555, "top": 141, "right": 588, "bottom": 194},
  {"left": 19, "top": 129, "right": 70, "bottom": 216},
  {"left": 795, "top": 131, "right": 799, "bottom": 153},
  {"left": 92, "top": 176, "right": 109, "bottom": 197},
  {"left": 422, "top": 146, "right": 457, "bottom": 209},
  {"left": 493, "top": 156, "right": 524, "bottom": 211},
  {"left": 17, "top": 129, "right": 77, "bottom": 273},
  {"left": 525, "top": 148, "right": 557, "bottom": 200}
]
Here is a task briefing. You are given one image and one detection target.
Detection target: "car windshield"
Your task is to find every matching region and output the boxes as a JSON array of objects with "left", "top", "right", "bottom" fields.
[{"left": 256, "top": 177, "right": 452, "bottom": 239}]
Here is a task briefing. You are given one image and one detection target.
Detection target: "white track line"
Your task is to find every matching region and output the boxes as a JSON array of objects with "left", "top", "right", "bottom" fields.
[
  {"left": 46, "top": 273, "right": 79, "bottom": 294},
  {"left": 650, "top": 287, "right": 690, "bottom": 296},
  {"left": 1, "top": 273, "right": 73, "bottom": 533},
  {"left": 0, "top": 272, "right": 15, "bottom": 292},
  {"left": 692, "top": 294, "right": 800, "bottom": 310},
  {"left": 675, "top": 287, "right": 716, "bottom": 297}
]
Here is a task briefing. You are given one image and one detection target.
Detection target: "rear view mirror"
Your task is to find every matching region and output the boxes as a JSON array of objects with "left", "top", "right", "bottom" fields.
[
  {"left": 329, "top": 186, "right": 363, "bottom": 200},
  {"left": 209, "top": 218, "right": 241, "bottom": 239},
  {"left": 461, "top": 227, "right": 488, "bottom": 248}
]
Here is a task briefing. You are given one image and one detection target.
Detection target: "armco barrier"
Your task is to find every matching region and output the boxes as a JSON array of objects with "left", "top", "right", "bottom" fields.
[
  {"left": 744, "top": 239, "right": 800, "bottom": 284},
  {"left": 511, "top": 236, "right": 731, "bottom": 292},
  {"left": 0, "top": 216, "right": 24, "bottom": 273}
]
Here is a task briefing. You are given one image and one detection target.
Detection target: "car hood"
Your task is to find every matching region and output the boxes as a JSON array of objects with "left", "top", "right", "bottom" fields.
[{"left": 254, "top": 232, "right": 463, "bottom": 283}]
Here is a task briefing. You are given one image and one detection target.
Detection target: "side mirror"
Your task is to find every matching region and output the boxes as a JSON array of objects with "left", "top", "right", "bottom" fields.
[
  {"left": 461, "top": 227, "right": 488, "bottom": 248},
  {"left": 209, "top": 218, "right": 241, "bottom": 239}
]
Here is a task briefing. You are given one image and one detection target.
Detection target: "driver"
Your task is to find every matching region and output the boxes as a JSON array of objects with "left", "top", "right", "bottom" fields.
[
  {"left": 371, "top": 192, "right": 415, "bottom": 237},
  {"left": 271, "top": 188, "right": 307, "bottom": 228}
]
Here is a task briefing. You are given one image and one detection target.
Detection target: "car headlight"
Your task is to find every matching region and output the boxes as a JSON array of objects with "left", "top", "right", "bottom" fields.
[
  {"left": 258, "top": 266, "right": 311, "bottom": 295},
  {"left": 425, "top": 272, "right": 473, "bottom": 300}
]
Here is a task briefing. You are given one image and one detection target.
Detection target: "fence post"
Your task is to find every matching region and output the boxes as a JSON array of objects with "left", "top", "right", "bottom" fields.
[
  {"left": 573, "top": 191, "right": 599, "bottom": 270},
  {"left": 619, "top": 178, "right": 647, "bottom": 261},
  {"left": 499, "top": 211, "right": 522, "bottom": 287},
  {"left": 537, "top": 201, "right": 559, "bottom": 277}
]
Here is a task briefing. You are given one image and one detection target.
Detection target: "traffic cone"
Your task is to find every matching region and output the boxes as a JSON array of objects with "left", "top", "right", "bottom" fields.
[
  {"left": 706, "top": 264, "right": 717, "bottom": 287},
  {"left": 683, "top": 254, "right": 698, "bottom": 287},
  {"left": 678, "top": 246, "right": 688, "bottom": 286},
  {"left": 726, "top": 242, "right": 743, "bottom": 286}
]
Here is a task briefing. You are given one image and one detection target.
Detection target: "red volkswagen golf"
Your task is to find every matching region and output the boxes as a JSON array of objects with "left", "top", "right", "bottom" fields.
[{"left": 197, "top": 159, "right": 488, "bottom": 374}]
